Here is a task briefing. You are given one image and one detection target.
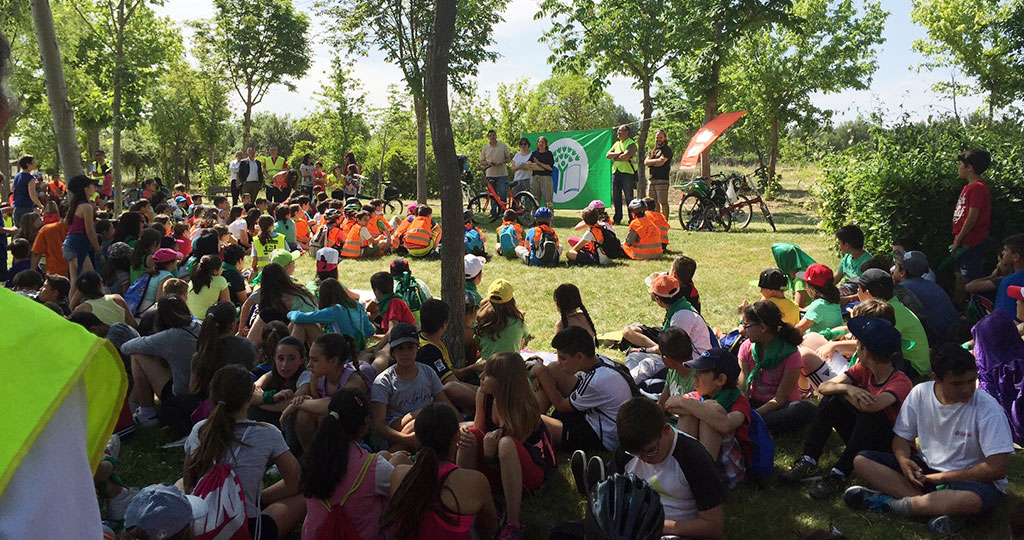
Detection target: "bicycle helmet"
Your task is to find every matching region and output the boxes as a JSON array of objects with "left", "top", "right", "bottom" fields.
[
  {"left": 345, "top": 197, "right": 360, "bottom": 207},
  {"left": 323, "top": 208, "right": 340, "bottom": 221},
  {"left": 627, "top": 198, "right": 645, "bottom": 212},
  {"left": 588, "top": 199, "right": 606, "bottom": 210},
  {"left": 584, "top": 474, "right": 664, "bottom": 540},
  {"left": 534, "top": 207, "right": 553, "bottom": 220}
]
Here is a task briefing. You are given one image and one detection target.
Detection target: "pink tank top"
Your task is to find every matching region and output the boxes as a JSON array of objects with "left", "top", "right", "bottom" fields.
[
  {"left": 68, "top": 214, "right": 86, "bottom": 235},
  {"left": 415, "top": 463, "right": 474, "bottom": 540}
]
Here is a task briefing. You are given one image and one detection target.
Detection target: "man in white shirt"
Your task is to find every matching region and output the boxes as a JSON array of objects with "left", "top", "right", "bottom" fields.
[
  {"left": 479, "top": 129, "right": 511, "bottom": 220},
  {"left": 845, "top": 344, "right": 1014, "bottom": 535},
  {"left": 228, "top": 150, "right": 244, "bottom": 205}
]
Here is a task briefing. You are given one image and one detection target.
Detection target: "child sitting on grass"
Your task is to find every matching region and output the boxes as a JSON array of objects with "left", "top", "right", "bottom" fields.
[
  {"left": 566, "top": 208, "right": 611, "bottom": 266},
  {"left": 463, "top": 209, "right": 487, "bottom": 256},
  {"left": 517, "top": 207, "right": 561, "bottom": 266},
  {"left": 772, "top": 242, "right": 816, "bottom": 308},
  {"left": 741, "top": 268, "right": 800, "bottom": 326},
  {"left": 496, "top": 209, "right": 525, "bottom": 257},
  {"left": 834, "top": 225, "right": 872, "bottom": 287},
  {"left": 794, "top": 263, "right": 844, "bottom": 335},
  {"left": 644, "top": 196, "right": 670, "bottom": 249}
]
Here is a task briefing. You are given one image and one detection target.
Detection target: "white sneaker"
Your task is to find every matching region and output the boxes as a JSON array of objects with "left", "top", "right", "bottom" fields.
[
  {"left": 107, "top": 487, "right": 138, "bottom": 521},
  {"left": 105, "top": 434, "right": 121, "bottom": 459},
  {"left": 132, "top": 410, "right": 158, "bottom": 428}
]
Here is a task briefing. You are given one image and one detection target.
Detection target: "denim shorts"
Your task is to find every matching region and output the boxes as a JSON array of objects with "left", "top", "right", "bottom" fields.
[
  {"left": 857, "top": 450, "right": 1004, "bottom": 513},
  {"left": 61, "top": 233, "right": 97, "bottom": 271}
]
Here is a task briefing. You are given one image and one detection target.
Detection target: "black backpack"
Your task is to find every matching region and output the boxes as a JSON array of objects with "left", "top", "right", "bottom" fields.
[
  {"left": 598, "top": 228, "right": 625, "bottom": 259},
  {"left": 592, "top": 356, "right": 640, "bottom": 398},
  {"left": 534, "top": 227, "right": 560, "bottom": 264}
]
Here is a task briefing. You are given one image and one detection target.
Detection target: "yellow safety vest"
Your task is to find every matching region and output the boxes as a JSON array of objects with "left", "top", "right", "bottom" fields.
[
  {"left": 264, "top": 156, "right": 286, "bottom": 177},
  {"left": 253, "top": 233, "right": 287, "bottom": 267},
  {"left": 0, "top": 288, "right": 127, "bottom": 493},
  {"left": 611, "top": 138, "right": 637, "bottom": 175}
]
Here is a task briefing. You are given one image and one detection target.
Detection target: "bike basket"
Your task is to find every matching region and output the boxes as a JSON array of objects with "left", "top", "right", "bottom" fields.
[
  {"left": 691, "top": 178, "right": 711, "bottom": 198},
  {"left": 384, "top": 186, "right": 399, "bottom": 199}
]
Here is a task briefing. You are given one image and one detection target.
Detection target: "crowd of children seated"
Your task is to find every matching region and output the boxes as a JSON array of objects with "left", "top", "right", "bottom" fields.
[{"left": 4, "top": 147, "right": 1022, "bottom": 540}]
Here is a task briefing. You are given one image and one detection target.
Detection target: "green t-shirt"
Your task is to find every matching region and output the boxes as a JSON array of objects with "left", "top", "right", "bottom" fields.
[
  {"left": 803, "top": 298, "right": 843, "bottom": 335},
  {"left": 186, "top": 275, "right": 229, "bottom": 318},
  {"left": 665, "top": 367, "right": 695, "bottom": 396},
  {"left": 888, "top": 297, "right": 930, "bottom": 376},
  {"left": 477, "top": 317, "right": 527, "bottom": 360},
  {"left": 838, "top": 251, "right": 873, "bottom": 280},
  {"left": 274, "top": 219, "right": 297, "bottom": 244}
]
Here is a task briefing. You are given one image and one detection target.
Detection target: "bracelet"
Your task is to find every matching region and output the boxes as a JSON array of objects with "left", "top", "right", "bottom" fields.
[{"left": 262, "top": 389, "right": 277, "bottom": 404}]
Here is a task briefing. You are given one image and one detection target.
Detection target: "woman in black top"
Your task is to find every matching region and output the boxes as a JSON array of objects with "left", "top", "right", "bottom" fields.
[{"left": 529, "top": 136, "right": 555, "bottom": 209}]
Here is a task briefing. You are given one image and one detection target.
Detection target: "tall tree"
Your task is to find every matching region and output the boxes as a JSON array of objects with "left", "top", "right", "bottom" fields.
[
  {"left": 527, "top": 74, "right": 624, "bottom": 132},
  {"left": 301, "top": 57, "right": 370, "bottom": 165},
  {"left": 193, "top": 0, "right": 311, "bottom": 148},
  {"left": 320, "top": 0, "right": 502, "bottom": 204},
  {"left": 912, "top": 0, "right": 1022, "bottom": 121},
  {"left": 31, "top": 0, "right": 84, "bottom": 178},
  {"left": 425, "top": 0, "right": 465, "bottom": 367},
  {"left": 537, "top": 0, "right": 695, "bottom": 193}
]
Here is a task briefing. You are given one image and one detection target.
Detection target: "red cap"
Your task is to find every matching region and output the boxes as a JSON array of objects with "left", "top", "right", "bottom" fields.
[
  {"left": 797, "top": 263, "right": 834, "bottom": 289},
  {"left": 1009, "top": 285, "right": 1024, "bottom": 301}
]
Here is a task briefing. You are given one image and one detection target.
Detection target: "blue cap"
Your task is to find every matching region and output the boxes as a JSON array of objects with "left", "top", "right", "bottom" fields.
[
  {"left": 534, "top": 207, "right": 553, "bottom": 220},
  {"left": 848, "top": 316, "right": 902, "bottom": 358},
  {"left": 684, "top": 348, "right": 740, "bottom": 381},
  {"left": 174, "top": 196, "right": 187, "bottom": 203},
  {"left": 124, "top": 484, "right": 207, "bottom": 540}
]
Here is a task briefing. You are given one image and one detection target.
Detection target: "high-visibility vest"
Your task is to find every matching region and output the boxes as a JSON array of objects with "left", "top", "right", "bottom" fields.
[
  {"left": 264, "top": 155, "right": 286, "bottom": 177},
  {"left": 623, "top": 216, "right": 663, "bottom": 260},
  {"left": 367, "top": 214, "right": 391, "bottom": 236},
  {"left": 341, "top": 223, "right": 366, "bottom": 258},
  {"left": 579, "top": 225, "right": 604, "bottom": 254},
  {"left": 391, "top": 216, "right": 414, "bottom": 249},
  {"left": 649, "top": 210, "right": 670, "bottom": 245},
  {"left": 610, "top": 138, "right": 637, "bottom": 174},
  {"left": 0, "top": 288, "right": 127, "bottom": 493},
  {"left": 326, "top": 225, "right": 346, "bottom": 249},
  {"left": 404, "top": 216, "right": 434, "bottom": 249},
  {"left": 252, "top": 232, "right": 286, "bottom": 267},
  {"left": 530, "top": 224, "right": 559, "bottom": 250}
]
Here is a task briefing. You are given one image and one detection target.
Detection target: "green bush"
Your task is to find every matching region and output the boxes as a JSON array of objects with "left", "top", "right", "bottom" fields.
[{"left": 814, "top": 118, "right": 1024, "bottom": 263}]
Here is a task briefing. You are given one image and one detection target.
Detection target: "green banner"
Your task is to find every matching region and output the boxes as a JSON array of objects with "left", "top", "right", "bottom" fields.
[{"left": 523, "top": 128, "right": 613, "bottom": 210}]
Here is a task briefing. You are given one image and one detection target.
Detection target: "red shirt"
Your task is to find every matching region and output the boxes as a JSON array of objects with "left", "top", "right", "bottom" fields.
[
  {"left": 382, "top": 297, "right": 416, "bottom": 332},
  {"left": 843, "top": 363, "right": 912, "bottom": 424},
  {"left": 952, "top": 180, "right": 990, "bottom": 247}
]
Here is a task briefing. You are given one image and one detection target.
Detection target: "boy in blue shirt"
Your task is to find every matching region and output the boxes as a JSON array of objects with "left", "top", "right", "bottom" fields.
[
  {"left": 517, "top": 207, "right": 561, "bottom": 266},
  {"left": 994, "top": 233, "right": 1024, "bottom": 319}
]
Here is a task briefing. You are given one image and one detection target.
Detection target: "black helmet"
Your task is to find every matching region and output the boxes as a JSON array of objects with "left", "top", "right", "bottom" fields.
[
  {"left": 584, "top": 474, "right": 664, "bottom": 540},
  {"left": 463, "top": 209, "right": 474, "bottom": 221}
]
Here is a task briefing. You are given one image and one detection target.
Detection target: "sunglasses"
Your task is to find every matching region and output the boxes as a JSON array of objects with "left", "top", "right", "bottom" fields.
[{"left": 626, "top": 442, "right": 660, "bottom": 459}]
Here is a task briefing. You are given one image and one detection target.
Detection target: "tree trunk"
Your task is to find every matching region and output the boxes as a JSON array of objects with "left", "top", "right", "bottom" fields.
[
  {"left": 413, "top": 94, "right": 428, "bottom": 204},
  {"left": 88, "top": 126, "right": 100, "bottom": 157},
  {"left": 636, "top": 79, "right": 653, "bottom": 197},
  {"left": 31, "top": 0, "right": 85, "bottom": 179},
  {"left": 112, "top": 0, "right": 125, "bottom": 213},
  {"left": 768, "top": 115, "right": 779, "bottom": 186},
  {"left": 701, "top": 59, "right": 720, "bottom": 178},
  {"left": 209, "top": 145, "right": 217, "bottom": 177},
  {"left": 425, "top": 0, "right": 464, "bottom": 368},
  {"left": 243, "top": 103, "right": 253, "bottom": 150},
  {"left": 0, "top": 128, "right": 9, "bottom": 200}
]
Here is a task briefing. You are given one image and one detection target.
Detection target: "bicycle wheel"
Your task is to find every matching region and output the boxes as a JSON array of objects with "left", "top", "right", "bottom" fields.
[
  {"left": 715, "top": 201, "right": 733, "bottom": 232},
  {"left": 467, "top": 193, "right": 494, "bottom": 224},
  {"left": 733, "top": 195, "right": 752, "bottom": 229},
  {"left": 759, "top": 200, "right": 777, "bottom": 231},
  {"left": 678, "top": 194, "right": 708, "bottom": 231},
  {"left": 384, "top": 197, "right": 402, "bottom": 216},
  {"left": 513, "top": 192, "right": 539, "bottom": 227}
]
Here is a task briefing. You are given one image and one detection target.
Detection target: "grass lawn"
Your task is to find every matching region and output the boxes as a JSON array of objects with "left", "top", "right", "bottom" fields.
[{"left": 119, "top": 166, "right": 1022, "bottom": 539}]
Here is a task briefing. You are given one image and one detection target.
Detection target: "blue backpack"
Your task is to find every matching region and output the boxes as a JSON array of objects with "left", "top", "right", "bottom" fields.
[
  {"left": 746, "top": 409, "right": 775, "bottom": 479},
  {"left": 498, "top": 223, "right": 520, "bottom": 256},
  {"left": 464, "top": 228, "right": 484, "bottom": 254},
  {"left": 123, "top": 274, "right": 152, "bottom": 316}
]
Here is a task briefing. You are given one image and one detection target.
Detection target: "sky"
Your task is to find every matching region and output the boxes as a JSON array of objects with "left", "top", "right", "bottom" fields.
[{"left": 153, "top": 0, "right": 984, "bottom": 128}]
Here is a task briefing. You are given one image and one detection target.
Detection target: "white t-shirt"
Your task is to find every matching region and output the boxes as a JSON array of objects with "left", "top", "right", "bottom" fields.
[
  {"left": 229, "top": 159, "right": 240, "bottom": 182},
  {"left": 894, "top": 382, "right": 1015, "bottom": 492},
  {"left": 569, "top": 357, "right": 634, "bottom": 450},
  {"left": 668, "top": 309, "right": 713, "bottom": 361},
  {"left": 512, "top": 151, "right": 533, "bottom": 183},
  {"left": 228, "top": 218, "right": 248, "bottom": 241},
  {"left": 299, "top": 163, "right": 315, "bottom": 186},
  {"left": 622, "top": 431, "right": 724, "bottom": 522}
]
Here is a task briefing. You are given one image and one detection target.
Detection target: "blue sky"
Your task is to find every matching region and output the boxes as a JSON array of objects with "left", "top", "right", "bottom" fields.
[{"left": 154, "top": 0, "right": 984, "bottom": 127}]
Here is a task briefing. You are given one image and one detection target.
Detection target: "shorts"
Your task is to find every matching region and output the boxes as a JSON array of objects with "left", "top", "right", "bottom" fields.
[
  {"left": 158, "top": 381, "right": 202, "bottom": 438},
  {"left": 552, "top": 409, "right": 603, "bottom": 452},
  {"left": 248, "top": 514, "right": 278, "bottom": 540},
  {"left": 856, "top": 450, "right": 1004, "bottom": 514},
  {"left": 575, "top": 250, "right": 600, "bottom": 266},
  {"left": 468, "top": 427, "right": 545, "bottom": 492},
  {"left": 62, "top": 232, "right": 97, "bottom": 271},
  {"left": 957, "top": 243, "right": 986, "bottom": 283}
]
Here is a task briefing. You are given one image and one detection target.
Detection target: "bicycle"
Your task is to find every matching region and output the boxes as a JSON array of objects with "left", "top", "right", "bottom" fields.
[
  {"left": 347, "top": 175, "right": 404, "bottom": 215},
  {"left": 676, "top": 174, "right": 733, "bottom": 232},
  {"left": 466, "top": 178, "right": 539, "bottom": 227},
  {"left": 719, "top": 167, "right": 777, "bottom": 232}
]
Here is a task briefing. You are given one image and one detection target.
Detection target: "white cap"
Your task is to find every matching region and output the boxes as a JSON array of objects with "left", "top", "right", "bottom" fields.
[{"left": 464, "top": 254, "right": 485, "bottom": 279}]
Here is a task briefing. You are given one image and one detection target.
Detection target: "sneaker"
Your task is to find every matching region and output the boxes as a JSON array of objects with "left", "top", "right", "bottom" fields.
[
  {"left": 132, "top": 410, "right": 158, "bottom": 429},
  {"left": 808, "top": 471, "right": 847, "bottom": 500},
  {"left": 570, "top": 450, "right": 588, "bottom": 495},
  {"left": 927, "top": 515, "right": 960, "bottom": 536},
  {"left": 586, "top": 455, "right": 605, "bottom": 493},
  {"left": 780, "top": 457, "right": 818, "bottom": 483},
  {"left": 497, "top": 522, "right": 525, "bottom": 540},
  {"left": 106, "top": 487, "right": 138, "bottom": 521},
  {"left": 159, "top": 436, "right": 187, "bottom": 449},
  {"left": 105, "top": 434, "right": 121, "bottom": 459},
  {"left": 842, "top": 486, "right": 892, "bottom": 512}
]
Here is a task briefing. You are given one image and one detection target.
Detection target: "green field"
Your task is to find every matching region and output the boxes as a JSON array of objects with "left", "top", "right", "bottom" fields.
[{"left": 119, "top": 168, "right": 1022, "bottom": 539}]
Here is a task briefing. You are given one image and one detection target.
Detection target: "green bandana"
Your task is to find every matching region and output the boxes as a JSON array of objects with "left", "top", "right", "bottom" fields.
[
  {"left": 708, "top": 388, "right": 741, "bottom": 410},
  {"left": 747, "top": 337, "right": 798, "bottom": 389},
  {"left": 662, "top": 296, "right": 695, "bottom": 330}
]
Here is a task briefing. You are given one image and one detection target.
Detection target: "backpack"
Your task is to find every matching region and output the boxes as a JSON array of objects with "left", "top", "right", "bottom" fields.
[
  {"left": 464, "top": 228, "right": 484, "bottom": 255},
  {"left": 746, "top": 410, "right": 775, "bottom": 479},
  {"left": 593, "top": 357, "right": 641, "bottom": 398},
  {"left": 533, "top": 228, "right": 559, "bottom": 265},
  {"left": 191, "top": 427, "right": 254, "bottom": 540},
  {"left": 498, "top": 223, "right": 520, "bottom": 256},
  {"left": 309, "top": 224, "right": 328, "bottom": 257},
  {"left": 395, "top": 272, "right": 426, "bottom": 315},
  {"left": 314, "top": 453, "right": 376, "bottom": 540},
  {"left": 123, "top": 274, "right": 152, "bottom": 316},
  {"left": 597, "top": 228, "right": 624, "bottom": 259}
]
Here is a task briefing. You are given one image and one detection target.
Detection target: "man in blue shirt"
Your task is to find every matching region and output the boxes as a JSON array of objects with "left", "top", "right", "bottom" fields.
[
  {"left": 894, "top": 251, "right": 959, "bottom": 340},
  {"left": 994, "top": 234, "right": 1024, "bottom": 319}
]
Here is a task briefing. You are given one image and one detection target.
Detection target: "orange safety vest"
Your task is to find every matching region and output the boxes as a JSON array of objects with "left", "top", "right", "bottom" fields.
[
  {"left": 623, "top": 216, "right": 663, "bottom": 260},
  {"left": 391, "top": 216, "right": 413, "bottom": 249},
  {"left": 367, "top": 214, "right": 391, "bottom": 236},
  {"left": 341, "top": 223, "right": 366, "bottom": 258},
  {"left": 340, "top": 217, "right": 355, "bottom": 238},
  {"left": 579, "top": 225, "right": 604, "bottom": 254},
  {"left": 404, "top": 216, "right": 435, "bottom": 249},
  {"left": 530, "top": 224, "right": 559, "bottom": 251},
  {"left": 326, "top": 225, "right": 346, "bottom": 249},
  {"left": 496, "top": 220, "right": 525, "bottom": 247},
  {"left": 649, "top": 210, "right": 670, "bottom": 245}
]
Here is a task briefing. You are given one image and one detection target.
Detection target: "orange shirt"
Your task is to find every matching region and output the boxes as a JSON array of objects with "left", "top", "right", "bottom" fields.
[{"left": 31, "top": 221, "right": 70, "bottom": 277}]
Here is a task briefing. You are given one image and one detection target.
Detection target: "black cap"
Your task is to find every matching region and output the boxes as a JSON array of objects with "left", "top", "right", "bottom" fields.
[
  {"left": 388, "top": 322, "right": 419, "bottom": 347},
  {"left": 684, "top": 348, "right": 741, "bottom": 381},
  {"left": 848, "top": 268, "right": 893, "bottom": 298},
  {"left": 390, "top": 258, "right": 410, "bottom": 277},
  {"left": 757, "top": 268, "right": 788, "bottom": 290},
  {"left": 848, "top": 316, "right": 902, "bottom": 358}
]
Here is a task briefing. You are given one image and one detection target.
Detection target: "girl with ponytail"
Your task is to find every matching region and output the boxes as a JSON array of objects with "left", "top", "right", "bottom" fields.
[
  {"left": 186, "top": 254, "right": 230, "bottom": 318},
  {"left": 379, "top": 403, "right": 497, "bottom": 540},
  {"left": 553, "top": 283, "right": 597, "bottom": 340},
  {"left": 300, "top": 389, "right": 408, "bottom": 540},
  {"left": 738, "top": 301, "right": 815, "bottom": 434},
  {"left": 189, "top": 302, "right": 257, "bottom": 397},
  {"left": 62, "top": 175, "right": 102, "bottom": 291},
  {"left": 283, "top": 333, "right": 376, "bottom": 452},
  {"left": 251, "top": 335, "right": 306, "bottom": 427},
  {"left": 183, "top": 365, "right": 306, "bottom": 539}
]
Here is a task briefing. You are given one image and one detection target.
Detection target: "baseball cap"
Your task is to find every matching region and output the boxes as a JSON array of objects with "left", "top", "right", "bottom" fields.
[
  {"left": 316, "top": 247, "right": 339, "bottom": 272},
  {"left": 848, "top": 268, "right": 893, "bottom": 296},
  {"left": 388, "top": 322, "right": 419, "bottom": 347},
  {"left": 648, "top": 273, "right": 680, "bottom": 298},
  {"left": 390, "top": 257, "right": 411, "bottom": 277},
  {"left": 684, "top": 348, "right": 741, "bottom": 382},
  {"left": 588, "top": 200, "right": 606, "bottom": 210},
  {"left": 124, "top": 484, "right": 207, "bottom": 540},
  {"left": 174, "top": 196, "right": 187, "bottom": 203},
  {"left": 270, "top": 249, "right": 301, "bottom": 268},
  {"left": 900, "top": 251, "right": 930, "bottom": 278},
  {"left": 757, "top": 268, "right": 788, "bottom": 290},
  {"left": 487, "top": 279, "right": 514, "bottom": 304},
  {"left": 152, "top": 248, "right": 183, "bottom": 264},
  {"left": 796, "top": 263, "right": 834, "bottom": 289},
  {"left": 1008, "top": 285, "right": 1024, "bottom": 301},
  {"left": 848, "top": 316, "right": 902, "bottom": 358},
  {"left": 464, "top": 254, "right": 485, "bottom": 279}
]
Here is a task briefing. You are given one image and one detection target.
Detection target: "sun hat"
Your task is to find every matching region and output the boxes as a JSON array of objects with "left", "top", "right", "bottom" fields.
[
  {"left": 848, "top": 316, "right": 902, "bottom": 358},
  {"left": 124, "top": 484, "right": 208, "bottom": 540},
  {"left": 270, "top": 249, "right": 301, "bottom": 267},
  {"left": 796, "top": 263, "right": 834, "bottom": 289},
  {"left": 152, "top": 248, "right": 183, "bottom": 264},
  {"left": 487, "top": 279, "right": 514, "bottom": 304},
  {"left": 388, "top": 322, "right": 419, "bottom": 347},
  {"left": 757, "top": 268, "right": 788, "bottom": 291},
  {"left": 464, "top": 254, "right": 485, "bottom": 279},
  {"left": 316, "top": 247, "right": 339, "bottom": 272},
  {"left": 648, "top": 273, "right": 680, "bottom": 298}
]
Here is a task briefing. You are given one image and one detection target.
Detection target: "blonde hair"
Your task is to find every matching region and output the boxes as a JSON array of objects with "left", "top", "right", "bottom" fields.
[{"left": 484, "top": 353, "right": 540, "bottom": 442}]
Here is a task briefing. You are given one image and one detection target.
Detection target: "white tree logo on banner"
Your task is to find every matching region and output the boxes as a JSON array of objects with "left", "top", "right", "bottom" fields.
[{"left": 550, "top": 138, "right": 589, "bottom": 203}]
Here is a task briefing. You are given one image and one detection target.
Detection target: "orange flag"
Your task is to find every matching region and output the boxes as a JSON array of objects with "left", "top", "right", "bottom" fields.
[{"left": 678, "top": 111, "right": 747, "bottom": 170}]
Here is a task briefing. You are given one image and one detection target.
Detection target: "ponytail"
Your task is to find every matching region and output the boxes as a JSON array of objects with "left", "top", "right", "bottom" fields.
[
  {"left": 808, "top": 281, "right": 841, "bottom": 305},
  {"left": 190, "top": 254, "right": 222, "bottom": 294},
  {"left": 300, "top": 388, "right": 370, "bottom": 499},
  {"left": 258, "top": 215, "right": 275, "bottom": 245},
  {"left": 183, "top": 365, "right": 253, "bottom": 493},
  {"left": 312, "top": 333, "right": 364, "bottom": 386},
  {"left": 743, "top": 300, "right": 803, "bottom": 347},
  {"left": 190, "top": 302, "right": 237, "bottom": 394}
]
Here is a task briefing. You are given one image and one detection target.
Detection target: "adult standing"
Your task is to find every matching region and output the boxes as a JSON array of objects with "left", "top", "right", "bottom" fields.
[
  {"left": 344, "top": 151, "right": 362, "bottom": 176},
  {"left": 238, "top": 147, "right": 264, "bottom": 202},
  {"left": 529, "top": 136, "right": 555, "bottom": 209},
  {"left": 299, "top": 154, "right": 315, "bottom": 196},
  {"left": 89, "top": 150, "right": 113, "bottom": 200},
  {"left": 605, "top": 125, "right": 638, "bottom": 224},
  {"left": 262, "top": 146, "right": 288, "bottom": 199},
  {"left": 12, "top": 154, "right": 41, "bottom": 225},
  {"left": 644, "top": 129, "right": 673, "bottom": 217},
  {"left": 479, "top": 129, "right": 511, "bottom": 220},
  {"left": 228, "top": 151, "right": 244, "bottom": 205},
  {"left": 510, "top": 137, "right": 534, "bottom": 202}
]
